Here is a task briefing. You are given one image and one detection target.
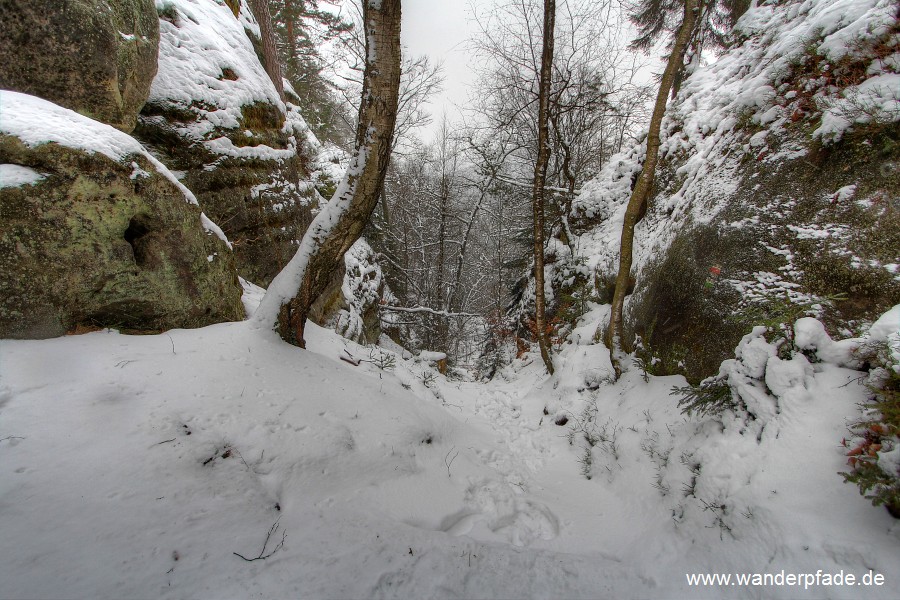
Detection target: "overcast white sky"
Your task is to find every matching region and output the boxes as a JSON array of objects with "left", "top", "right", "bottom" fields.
[{"left": 398, "top": 0, "right": 488, "bottom": 141}]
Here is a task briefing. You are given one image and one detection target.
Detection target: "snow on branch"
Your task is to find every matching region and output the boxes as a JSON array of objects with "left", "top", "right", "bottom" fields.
[
  {"left": 496, "top": 175, "right": 581, "bottom": 195},
  {"left": 380, "top": 305, "right": 480, "bottom": 318}
]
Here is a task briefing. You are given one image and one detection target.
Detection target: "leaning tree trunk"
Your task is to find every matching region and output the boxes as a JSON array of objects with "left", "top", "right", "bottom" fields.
[
  {"left": 532, "top": 0, "right": 556, "bottom": 375},
  {"left": 248, "top": 0, "right": 285, "bottom": 102},
  {"left": 604, "top": 0, "right": 699, "bottom": 376},
  {"left": 253, "top": 0, "right": 402, "bottom": 347}
]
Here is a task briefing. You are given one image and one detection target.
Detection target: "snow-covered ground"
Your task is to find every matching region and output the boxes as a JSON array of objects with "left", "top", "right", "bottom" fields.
[{"left": 2, "top": 289, "right": 898, "bottom": 598}]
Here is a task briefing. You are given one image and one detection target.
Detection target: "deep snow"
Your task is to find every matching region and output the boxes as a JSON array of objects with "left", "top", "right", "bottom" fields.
[{"left": 1, "top": 291, "right": 898, "bottom": 598}]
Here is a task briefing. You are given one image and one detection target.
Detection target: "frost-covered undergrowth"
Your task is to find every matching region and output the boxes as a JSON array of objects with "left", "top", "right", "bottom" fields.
[
  {"left": 335, "top": 238, "right": 384, "bottom": 344},
  {"left": 2, "top": 284, "right": 899, "bottom": 597}
]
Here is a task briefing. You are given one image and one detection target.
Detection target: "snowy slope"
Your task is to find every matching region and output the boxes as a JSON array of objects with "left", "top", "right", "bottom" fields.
[
  {"left": 2, "top": 295, "right": 898, "bottom": 597},
  {"left": 0, "top": 321, "right": 633, "bottom": 598}
]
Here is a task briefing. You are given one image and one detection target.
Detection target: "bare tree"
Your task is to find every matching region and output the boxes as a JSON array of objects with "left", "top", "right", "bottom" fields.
[
  {"left": 337, "top": 2, "right": 444, "bottom": 151},
  {"left": 532, "top": 0, "right": 556, "bottom": 374},
  {"left": 604, "top": 0, "right": 748, "bottom": 375},
  {"left": 249, "top": 0, "right": 286, "bottom": 101},
  {"left": 253, "top": 0, "right": 402, "bottom": 347}
]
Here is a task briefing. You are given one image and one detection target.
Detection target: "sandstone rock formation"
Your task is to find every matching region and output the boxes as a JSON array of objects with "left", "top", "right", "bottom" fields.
[
  {"left": 135, "top": 0, "right": 323, "bottom": 286},
  {"left": 0, "top": 91, "right": 244, "bottom": 338},
  {"left": 0, "top": 0, "right": 160, "bottom": 133}
]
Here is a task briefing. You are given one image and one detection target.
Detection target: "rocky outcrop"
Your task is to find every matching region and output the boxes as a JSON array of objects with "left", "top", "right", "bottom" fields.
[
  {"left": 0, "top": 91, "right": 244, "bottom": 339},
  {"left": 309, "top": 238, "right": 384, "bottom": 345},
  {"left": 571, "top": 0, "right": 900, "bottom": 382},
  {"left": 622, "top": 127, "right": 899, "bottom": 381},
  {"left": 0, "top": 0, "right": 159, "bottom": 133},
  {"left": 135, "top": 0, "right": 323, "bottom": 286}
]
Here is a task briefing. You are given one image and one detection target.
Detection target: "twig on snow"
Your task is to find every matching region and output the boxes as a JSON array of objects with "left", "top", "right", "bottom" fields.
[
  {"left": 233, "top": 520, "right": 286, "bottom": 562},
  {"left": 444, "top": 447, "right": 459, "bottom": 478},
  {"left": 340, "top": 349, "right": 360, "bottom": 366}
]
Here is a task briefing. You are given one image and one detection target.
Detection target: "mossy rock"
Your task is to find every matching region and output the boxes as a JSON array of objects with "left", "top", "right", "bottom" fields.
[
  {"left": 626, "top": 125, "right": 900, "bottom": 383},
  {"left": 132, "top": 0, "right": 319, "bottom": 286},
  {"left": 135, "top": 101, "right": 317, "bottom": 285},
  {"left": 0, "top": 0, "right": 159, "bottom": 133},
  {"left": 0, "top": 134, "right": 244, "bottom": 339}
]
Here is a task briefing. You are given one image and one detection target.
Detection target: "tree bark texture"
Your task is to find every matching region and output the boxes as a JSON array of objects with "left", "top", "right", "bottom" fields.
[
  {"left": 248, "top": 0, "right": 286, "bottom": 101},
  {"left": 532, "top": 0, "right": 556, "bottom": 375},
  {"left": 225, "top": 0, "right": 241, "bottom": 17},
  {"left": 604, "top": 0, "right": 700, "bottom": 375},
  {"left": 274, "top": 0, "right": 402, "bottom": 347}
]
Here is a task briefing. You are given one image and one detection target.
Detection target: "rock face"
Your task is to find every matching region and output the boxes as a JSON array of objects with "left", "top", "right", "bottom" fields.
[
  {"left": 0, "top": 92, "right": 244, "bottom": 339},
  {"left": 309, "top": 238, "right": 384, "bottom": 345},
  {"left": 135, "top": 0, "right": 322, "bottom": 286},
  {"left": 622, "top": 128, "right": 900, "bottom": 381},
  {"left": 571, "top": 0, "right": 900, "bottom": 382},
  {"left": 0, "top": 0, "right": 159, "bottom": 133}
]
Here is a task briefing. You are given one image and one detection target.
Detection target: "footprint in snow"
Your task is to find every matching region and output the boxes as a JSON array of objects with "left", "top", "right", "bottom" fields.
[{"left": 440, "top": 479, "right": 559, "bottom": 547}]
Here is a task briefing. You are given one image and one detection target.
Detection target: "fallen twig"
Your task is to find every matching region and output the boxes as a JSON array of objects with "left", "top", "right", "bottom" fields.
[
  {"left": 444, "top": 447, "right": 459, "bottom": 478},
  {"left": 340, "top": 349, "right": 360, "bottom": 366},
  {"left": 233, "top": 520, "right": 286, "bottom": 562}
]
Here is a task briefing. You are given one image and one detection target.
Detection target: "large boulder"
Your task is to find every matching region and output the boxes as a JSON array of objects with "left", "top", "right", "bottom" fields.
[
  {"left": 0, "top": 0, "right": 159, "bottom": 133},
  {"left": 135, "top": 0, "right": 326, "bottom": 285},
  {"left": 0, "top": 91, "right": 244, "bottom": 339}
]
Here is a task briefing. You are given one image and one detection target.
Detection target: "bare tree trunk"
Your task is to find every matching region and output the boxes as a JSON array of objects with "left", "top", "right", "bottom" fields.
[
  {"left": 532, "top": 0, "right": 556, "bottom": 375},
  {"left": 248, "top": 0, "right": 286, "bottom": 102},
  {"left": 253, "top": 0, "right": 402, "bottom": 347},
  {"left": 604, "top": 0, "right": 699, "bottom": 375},
  {"left": 285, "top": 9, "right": 299, "bottom": 77}
]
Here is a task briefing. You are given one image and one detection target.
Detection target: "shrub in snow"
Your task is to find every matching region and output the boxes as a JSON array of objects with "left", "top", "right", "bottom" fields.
[
  {"left": 474, "top": 311, "right": 517, "bottom": 381},
  {"left": 671, "top": 321, "right": 817, "bottom": 423},
  {"left": 841, "top": 305, "right": 900, "bottom": 518}
]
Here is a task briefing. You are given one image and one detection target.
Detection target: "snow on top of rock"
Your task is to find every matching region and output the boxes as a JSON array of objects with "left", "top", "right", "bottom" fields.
[
  {"left": 869, "top": 303, "right": 900, "bottom": 368},
  {"left": 572, "top": 0, "right": 898, "bottom": 283},
  {"left": 0, "top": 90, "right": 232, "bottom": 246},
  {"left": 0, "top": 164, "right": 46, "bottom": 189},
  {"left": 150, "top": 0, "right": 285, "bottom": 134},
  {"left": 333, "top": 238, "right": 383, "bottom": 343},
  {"left": 1, "top": 90, "right": 152, "bottom": 162}
]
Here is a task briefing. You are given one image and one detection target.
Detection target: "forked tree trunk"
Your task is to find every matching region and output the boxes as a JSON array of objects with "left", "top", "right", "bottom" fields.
[
  {"left": 604, "top": 0, "right": 699, "bottom": 376},
  {"left": 248, "top": 0, "right": 286, "bottom": 102},
  {"left": 253, "top": 0, "right": 402, "bottom": 347},
  {"left": 532, "top": 0, "right": 556, "bottom": 375}
]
